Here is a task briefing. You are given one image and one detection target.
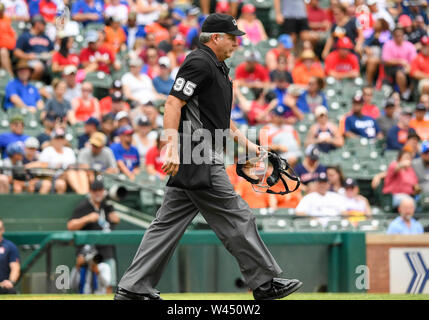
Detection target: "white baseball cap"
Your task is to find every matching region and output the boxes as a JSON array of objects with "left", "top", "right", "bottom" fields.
[
  {"left": 25, "top": 137, "right": 40, "bottom": 149},
  {"left": 115, "top": 111, "right": 129, "bottom": 122},
  {"left": 315, "top": 105, "right": 328, "bottom": 117},
  {"left": 158, "top": 56, "right": 171, "bottom": 68}
]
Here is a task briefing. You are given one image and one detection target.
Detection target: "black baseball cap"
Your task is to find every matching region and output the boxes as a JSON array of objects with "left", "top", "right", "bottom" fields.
[
  {"left": 90, "top": 180, "right": 105, "bottom": 191},
  {"left": 317, "top": 172, "right": 328, "bottom": 182},
  {"left": 344, "top": 178, "right": 357, "bottom": 188},
  {"left": 201, "top": 13, "right": 245, "bottom": 36},
  {"left": 415, "top": 103, "right": 426, "bottom": 111},
  {"left": 111, "top": 91, "right": 124, "bottom": 102}
]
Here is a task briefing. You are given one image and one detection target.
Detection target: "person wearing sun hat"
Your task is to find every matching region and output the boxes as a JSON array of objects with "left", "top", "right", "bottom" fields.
[
  {"left": 292, "top": 49, "right": 325, "bottom": 86},
  {"left": 324, "top": 37, "right": 360, "bottom": 80},
  {"left": 4, "top": 60, "right": 44, "bottom": 112},
  {"left": 78, "top": 132, "right": 118, "bottom": 174}
]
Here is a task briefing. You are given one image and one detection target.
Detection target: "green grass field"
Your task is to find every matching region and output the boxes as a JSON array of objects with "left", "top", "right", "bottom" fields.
[{"left": 1, "top": 293, "right": 429, "bottom": 300}]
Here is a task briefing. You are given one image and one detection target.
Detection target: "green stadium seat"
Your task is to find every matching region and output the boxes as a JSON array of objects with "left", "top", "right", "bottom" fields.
[
  {"left": 85, "top": 72, "right": 113, "bottom": 100},
  {"left": 326, "top": 219, "right": 354, "bottom": 231},
  {"left": 293, "top": 218, "right": 324, "bottom": 231},
  {"left": 356, "top": 219, "right": 383, "bottom": 232},
  {"left": 0, "top": 69, "right": 12, "bottom": 96},
  {"left": 261, "top": 217, "right": 294, "bottom": 232}
]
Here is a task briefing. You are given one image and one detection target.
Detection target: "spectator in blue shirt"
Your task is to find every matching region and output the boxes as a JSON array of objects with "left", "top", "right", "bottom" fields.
[
  {"left": 0, "top": 115, "right": 29, "bottom": 158},
  {"left": 110, "top": 125, "right": 140, "bottom": 181},
  {"left": 78, "top": 117, "right": 100, "bottom": 150},
  {"left": 4, "top": 60, "right": 44, "bottom": 112},
  {"left": 294, "top": 144, "right": 326, "bottom": 194},
  {"left": 386, "top": 109, "right": 417, "bottom": 150},
  {"left": 122, "top": 11, "right": 146, "bottom": 50},
  {"left": 71, "top": 0, "right": 104, "bottom": 25},
  {"left": 296, "top": 77, "right": 328, "bottom": 114},
  {"left": 152, "top": 57, "right": 174, "bottom": 97},
  {"left": 0, "top": 218, "right": 20, "bottom": 294},
  {"left": 344, "top": 94, "right": 382, "bottom": 140},
  {"left": 271, "top": 72, "right": 304, "bottom": 124},
  {"left": 387, "top": 196, "right": 424, "bottom": 234},
  {"left": 13, "top": 15, "right": 54, "bottom": 80}
]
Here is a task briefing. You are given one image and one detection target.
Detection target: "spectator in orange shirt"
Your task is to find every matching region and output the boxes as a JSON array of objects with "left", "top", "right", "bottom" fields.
[
  {"left": 409, "top": 103, "right": 429, "bottom": 141},
  {"left": 361, "top": 86, "right": 380, "bottom": 119},
  {"left": 144, "top": 11, "right": 170, "bottom": 45},
  {"left": 270, "top": 180, "right": 302, "bottom": 209},
  {"left": 291, "top": 49, "right": 325, "bottom": 87},
  {"left": 410, "top": 36, "right": 429, "bottom": 95},
  {"left": 104, "top": 16, "right": 127, "bottom": 53},
  {"left": 324, "top": 37, "right": 360, "bottom": 80},
  {"left": 0, "top": 3, "right": 16, "bottom": 75},
  {"left": 235, "top": 179, "right": 274, "bottom": 209}
]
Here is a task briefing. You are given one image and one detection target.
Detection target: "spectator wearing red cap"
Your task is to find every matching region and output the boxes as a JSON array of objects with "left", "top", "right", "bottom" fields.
[
  {"left": 382, "top": 27, "right": 417, "bottom": 101},
  {"left": 212, "top": 0, "right": 238, "bottom": 17},
  {"left": 324, "top": 37, "right": 360, "bottom": 80},
  {"left": 237, "top": 4, "right": 267, "bottom": 45},
  {"left": 167, "top": 35, "right": 188, "bottom": 71},
  {"left": 410, "top": 36, "right": 429, "bottom": 95},
  {"left": 215, "top": 1, "right": 229, "bottom": 14},
  {"left": 399, "top": 14, "right": 426, "bottom": 48}
]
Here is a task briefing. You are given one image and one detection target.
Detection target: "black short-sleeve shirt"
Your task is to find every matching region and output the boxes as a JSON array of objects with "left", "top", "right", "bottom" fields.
[
  {"left": 169, "top": 44, "right": 233, "bottom": 138},
  {"left": 69, "top": 198, "right": 117, "bottom": 260}
]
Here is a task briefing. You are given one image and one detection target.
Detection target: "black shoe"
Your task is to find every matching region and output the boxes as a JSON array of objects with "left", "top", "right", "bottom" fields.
[
  {"left": 114, "top": 287, "right": 163, "bottom": 300},
  {"left": 253, "top": 278, "right": 302, "bottom": 300}
]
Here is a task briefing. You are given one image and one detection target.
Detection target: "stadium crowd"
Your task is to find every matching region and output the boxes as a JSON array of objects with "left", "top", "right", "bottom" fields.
[{"left": 0, "top": 0, "right": 428, "bottom": 234}]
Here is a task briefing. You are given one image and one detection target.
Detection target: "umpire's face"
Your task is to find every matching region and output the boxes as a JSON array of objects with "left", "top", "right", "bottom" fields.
[{"left": 215, "top": 33, "right": 239, "bottom": 61}]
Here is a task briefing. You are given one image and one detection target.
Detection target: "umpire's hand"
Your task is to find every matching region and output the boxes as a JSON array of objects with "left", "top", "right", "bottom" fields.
[{"left": 162, "top": 143, "right": 180, "bottom": 176}]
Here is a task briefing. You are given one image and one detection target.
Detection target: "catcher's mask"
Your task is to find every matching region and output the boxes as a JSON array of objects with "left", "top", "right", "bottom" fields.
[{"left": 236, "top": 150, "right": 301, "bottom": 195}]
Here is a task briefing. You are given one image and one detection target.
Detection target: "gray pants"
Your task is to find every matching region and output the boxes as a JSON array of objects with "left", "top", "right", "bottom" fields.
[{"left": 118, "top": 165, "right": 282, "bottom": 293}]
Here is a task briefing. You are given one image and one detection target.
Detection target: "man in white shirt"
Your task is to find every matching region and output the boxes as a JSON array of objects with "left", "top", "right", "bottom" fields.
[{"left": 295, "top": 172, "right": 347, "bottom": 226}]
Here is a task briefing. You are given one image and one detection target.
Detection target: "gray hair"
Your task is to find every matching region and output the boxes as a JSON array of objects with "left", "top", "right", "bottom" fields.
[{"left": 199, "top": 32, "right": 225, "bottom": 43}]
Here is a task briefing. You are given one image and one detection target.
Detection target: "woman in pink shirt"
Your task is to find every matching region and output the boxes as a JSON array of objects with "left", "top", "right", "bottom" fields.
[
  {"left": 382, "top": 27, "right": 417, "bottom": 100},
  {"left": 382, "top": 149, "right": 418, "bottom": 208}
]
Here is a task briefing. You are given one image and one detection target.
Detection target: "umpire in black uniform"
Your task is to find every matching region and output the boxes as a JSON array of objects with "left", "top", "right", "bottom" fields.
[{"left": 114, "top": 13, "right": 302, "bottom": 300}]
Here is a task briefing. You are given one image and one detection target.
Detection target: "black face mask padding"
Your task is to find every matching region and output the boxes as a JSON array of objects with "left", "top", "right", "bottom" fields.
[{"left": 236, "top": 151, "right": 301, "bottom": 195}]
